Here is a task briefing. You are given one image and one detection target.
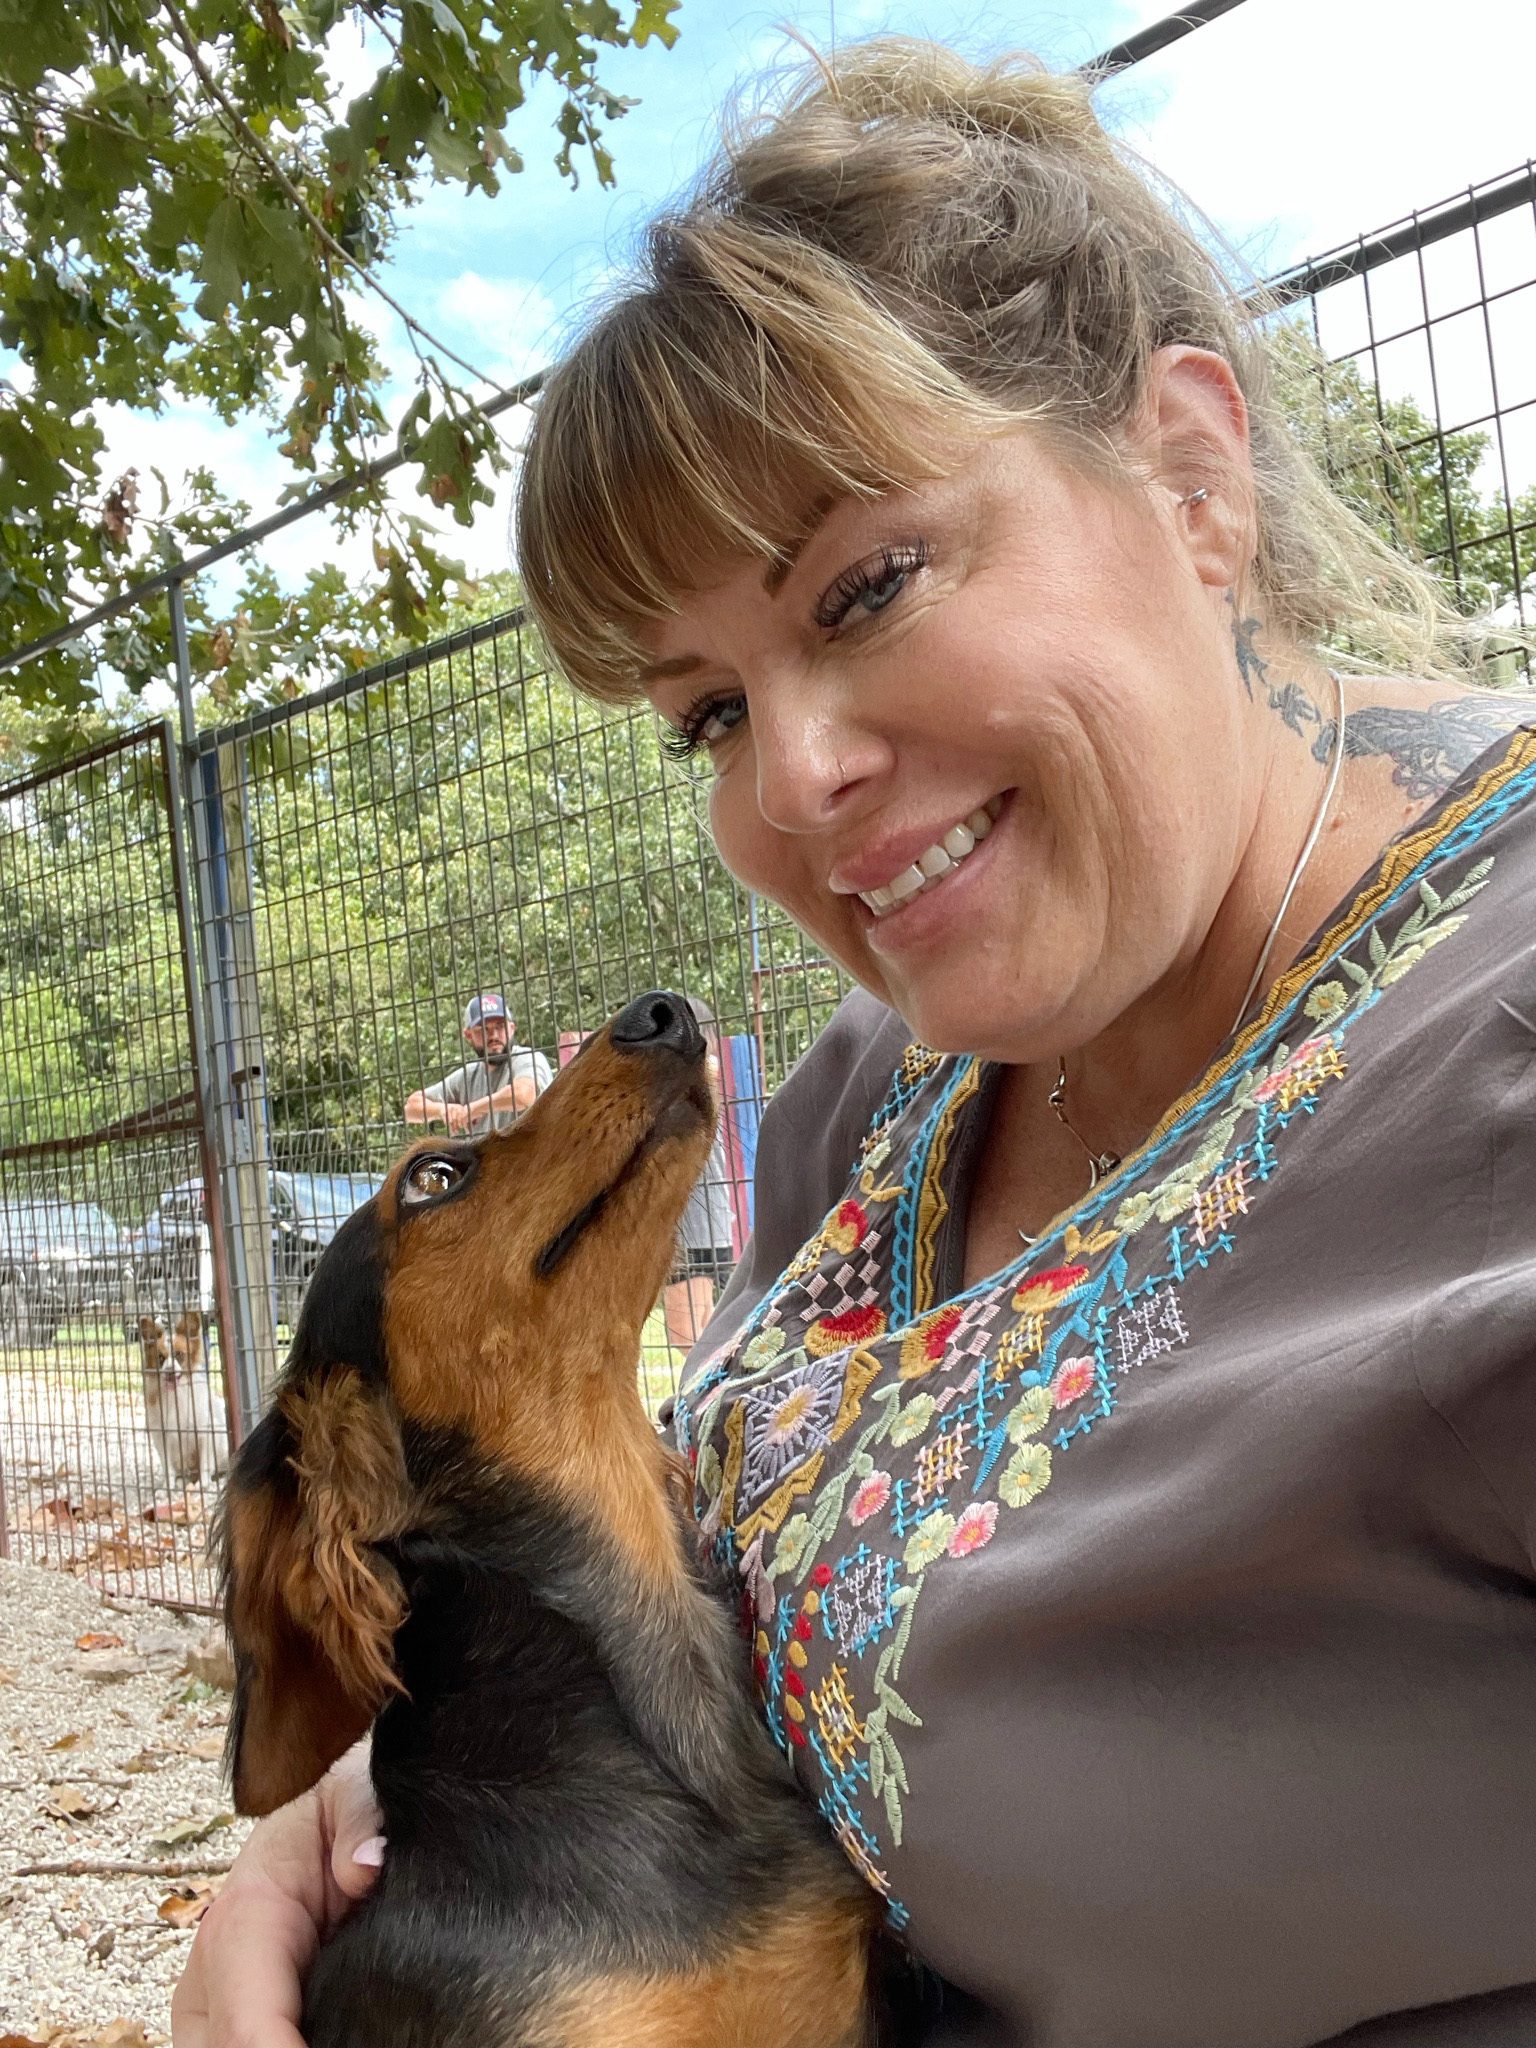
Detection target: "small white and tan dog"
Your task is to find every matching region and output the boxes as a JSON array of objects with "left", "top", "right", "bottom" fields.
[{"left": 138, "top": 1311, "right": 228, "bottom": 1486}]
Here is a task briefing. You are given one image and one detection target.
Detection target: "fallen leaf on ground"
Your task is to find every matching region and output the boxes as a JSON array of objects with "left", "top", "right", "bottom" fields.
[
  {"left": 186, "top": 1733, "right": 226, "bottom": 1760},
  {"left": 32, "top": 1496, "right": 77, "bottom": 1528},
  {"left": 47, "top": 2026, "right": 157, "bottom": 2048},
  {"left": 157, "top": 1876, "right": 222, "bottom": 1927},
  {"left": 43, "top": 1784, "right": 107, "bottom": 1821},
  {"left": 74, "top": 1633, "right": 125, "bottom": 1653},
  {"left": 123, "top": 1748, "right": 168, "bottom": 1773},
  {"left": 46, "top": 1730, "right": 89, "bottom": 1752},
  {"left": 75, "top": 1494, "right": 125, "bottom": 1519},
  {"left": 142, "top": 1499, "right": 190, "bottom": 1523},
  {"left": 0, "top": 1666, "right": 18, "bottom": 1685},
  {"left": 81, "top": 1537, "right": 162, "bottom": 1569},
  {"left": 148, "top": 1810, "right": 235, "bottom": 1855}
]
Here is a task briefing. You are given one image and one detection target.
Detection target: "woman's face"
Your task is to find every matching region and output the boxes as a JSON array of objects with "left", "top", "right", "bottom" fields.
[{"left": 641, "top": 423, "right": 1260, "bottom": 1063}]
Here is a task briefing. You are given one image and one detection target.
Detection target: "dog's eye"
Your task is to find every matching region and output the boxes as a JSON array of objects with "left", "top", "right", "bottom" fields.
[{"left": 402, "top": 1156, "right": 466, "bottom": 1205}]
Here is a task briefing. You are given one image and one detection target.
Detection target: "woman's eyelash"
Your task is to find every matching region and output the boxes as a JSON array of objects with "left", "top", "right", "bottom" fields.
[
  {"left": 814, "top": 541, "right": 932, "bottom": 631},
  {"left": 660, "top": 697, "right": 734, "bottom": 761}
]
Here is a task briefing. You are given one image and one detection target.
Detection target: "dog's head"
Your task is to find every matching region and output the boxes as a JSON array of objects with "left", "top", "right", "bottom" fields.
[
  {"left": 139, "top": 1311, "right": 202, "bottom": 1388},
  {"left": 220, "top": 991, "right": 717, "bottom": 1814}
]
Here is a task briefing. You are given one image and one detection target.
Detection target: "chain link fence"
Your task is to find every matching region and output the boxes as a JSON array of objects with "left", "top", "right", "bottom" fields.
[{"left": 1, "top": 160, "right": 1533, "bottom": 1609}]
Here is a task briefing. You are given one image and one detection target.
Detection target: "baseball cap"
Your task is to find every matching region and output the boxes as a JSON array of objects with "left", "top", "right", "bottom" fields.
[{"left": 463, "top": 992, "right": 509, "bottom": 1030}]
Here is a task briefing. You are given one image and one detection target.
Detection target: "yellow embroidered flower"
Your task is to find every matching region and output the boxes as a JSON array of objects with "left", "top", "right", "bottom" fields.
[
  {"left": 899, "top": 1304, "right": 965, "bottom": 1380},
  {"left": 1005, "top": 1387, "right": 1053, "bottom": 1442},
  {"left": 1111, "top": 1189, "right": 1157, "bottom": 1234},
  {"left": 1000, "top": 1441, "right": 1053, "bottom": 1508},
  {"left": 890, "top": 1394, "right": 937, "bottom": 1445},
  {"left": 773, "top": 1514, "right": 815, "bottom": 1576},
  {"left": 740, "top": 1328, "right": 787, "bottom": 1373},
  {"left": 904, "top": 1511, "right": 957, "bottom": 1571},
  {"left": 1303, "top": 980, "right": 1347, "bottom": 1022}
]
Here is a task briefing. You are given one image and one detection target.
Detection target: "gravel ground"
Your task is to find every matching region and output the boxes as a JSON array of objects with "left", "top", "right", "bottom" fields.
[
  {"left": 0, "top": 1558, "right": 252, "bottom": 2042},
  {"left": 2, "top": 1367, "right": 223, "bottom": 1613}
]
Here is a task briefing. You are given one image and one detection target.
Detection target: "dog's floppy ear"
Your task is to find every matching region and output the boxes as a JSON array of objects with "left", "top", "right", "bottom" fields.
[{"left": 221, "top": 1370, "right": 410, "bottom": 1815}]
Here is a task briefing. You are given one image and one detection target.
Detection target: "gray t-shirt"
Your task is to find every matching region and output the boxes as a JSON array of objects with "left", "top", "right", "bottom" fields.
[
  {"left": 678, "top": 1127, "right": 734, "bottom": 1255},
  {"left": 424, "top": 1046, "right": 552, "bottom": 1133},
  {"left": 678, "top": 727, "right": 1536, "bottom": 2048}
]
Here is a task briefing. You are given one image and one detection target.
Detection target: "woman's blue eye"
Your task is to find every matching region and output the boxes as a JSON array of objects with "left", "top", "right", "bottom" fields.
[
  {"left": 815, "top": 541, "right": 931, "bottom": 631},
  {"left": 661, "top": 694, "right": 747, "bottom": 762}
]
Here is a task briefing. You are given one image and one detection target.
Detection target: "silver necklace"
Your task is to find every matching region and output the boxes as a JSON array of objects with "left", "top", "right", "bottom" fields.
[{"left": 1020, "top": 668, "right": 1347, "bottom": 1245}]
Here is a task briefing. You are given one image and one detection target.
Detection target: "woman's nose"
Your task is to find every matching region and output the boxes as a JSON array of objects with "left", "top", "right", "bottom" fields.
[{"left": 752, "top": 701, "right": 885, "bottom": 834}]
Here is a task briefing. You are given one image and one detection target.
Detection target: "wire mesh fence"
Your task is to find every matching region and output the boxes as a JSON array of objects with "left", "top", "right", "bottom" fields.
[
  {"left": 2, "top": 159, "right": 1535, "bottom": 1608},
  {"left": 0, "top": 725, "right": 231, "bottom": 1609},
  {"left": 189, "top": 611, "right": 847, "bottom": 1448}
]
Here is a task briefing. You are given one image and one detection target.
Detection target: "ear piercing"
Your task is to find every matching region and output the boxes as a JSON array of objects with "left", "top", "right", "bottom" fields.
[{"left": 1181, "top": 487, "right": 1209, "bottom": 508}]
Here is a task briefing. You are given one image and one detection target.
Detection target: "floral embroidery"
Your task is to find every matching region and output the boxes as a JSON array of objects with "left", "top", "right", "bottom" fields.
[
  {"left": 899, "top": 1304, "right": 965, "bottom": 1380},
  {"left": 849, "top": 1471, "right": 892, "bottom": 1526},
  {"left": 947, "top": 1501, "right": 998, "bottom": 1556},
  {"left": 686, "top": 822, "right": 1506, "bottom": 1924},
  {"left": 1051, "top": 1357, "right": 1096, "bottom": 1409},
  {"left": 999, "top": 1441, "right": 1053, "bottom": 1508},
  {"left": 807, "top": 1303, "right": 887, "bottom": 1357}
]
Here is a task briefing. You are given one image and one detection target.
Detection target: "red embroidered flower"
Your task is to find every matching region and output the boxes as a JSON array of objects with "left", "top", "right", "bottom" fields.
[
  {"left": 898, "top": 1304, "right": 965, "bottom": 1381},
  {"left": 849, "top": 1471, "right": 893, "bottom": 1526},
  {"left": 812, "top": 1562, "right": 834, "bottom": 1589},
  {"left": 825, "top": 1198, "right": 870, "bottom": 1255},
  {"left": 1011, "top": 1263, "right": 1089, "bottom": 1315},
  {"left": 1051, "top": 1357, "right": 1096, "bottom": 1409},
  {"left": 805, "top": 1301, "right": 887, "bottom": 1356},
  {"left": 947, "top": 1501, "right": 999, "bottom": 1558}
]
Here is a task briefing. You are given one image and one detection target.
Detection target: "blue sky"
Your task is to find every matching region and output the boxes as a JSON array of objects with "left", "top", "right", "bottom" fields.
[{"left": 96, "top": 0, "right": 1536, "bottom": 594}]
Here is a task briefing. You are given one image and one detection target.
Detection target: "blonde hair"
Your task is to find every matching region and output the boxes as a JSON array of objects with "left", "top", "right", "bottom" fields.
[{"left": 517, "top": 38, "right": 1469, "bottom": 702}]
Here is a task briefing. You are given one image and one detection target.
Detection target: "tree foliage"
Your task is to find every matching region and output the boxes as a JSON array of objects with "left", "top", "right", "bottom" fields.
[{"left": 0, "top": 0, "right": 678, "bottom": 728}]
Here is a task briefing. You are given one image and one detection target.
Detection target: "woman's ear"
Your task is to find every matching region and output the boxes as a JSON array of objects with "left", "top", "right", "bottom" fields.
[
  {"left": 220, "top": 1372, "right": 410, "bottom": 1815},
  {"left": 1141, "top": 344, "right": 1257, "bottom": 593}
]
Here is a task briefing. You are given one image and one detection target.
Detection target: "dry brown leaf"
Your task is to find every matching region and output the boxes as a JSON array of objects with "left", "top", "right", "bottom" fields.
[
  {"left": 75, "top": 1493, "right": 125, "bottom": 1520},
  {"left": 156, "top": 1876, "right": 222, "bottom": 1927},
  {"left": 123, "top": 1747, "right": 168, "bottom": 1773},
  {"left": 46, "top": 1729, "right": 89, "bottom": 1752},
  {"left": 32, "top": 1496, "right": 77, "bottom": 1528},
  {"left": 48, "top": 2026, "right": 157, "bottom": 2048},
  {"left": 142, "top": 1499, "right": 190, "bottom": 1524},
  {"left": 186, "top": 1733, "right": 226, "bottom": 1761},
  {"left": 147, "top": 1810, "right": 234, "bottom": 1855},
  {"left": 43, "top": 1784, "right": 104, "bottom": 1821},
  {"left": 0, "top": 2032, "right": 47, "bottom": 2047},
  {"left": 81, "top": 1537, "right": 161, "bottom": 1570},
  {"left": 0, "top": 1667, "right": 17, "bottom": 1686},
  {"left": 74, "top": 1632, "right": 125, "bottom": 1653}
]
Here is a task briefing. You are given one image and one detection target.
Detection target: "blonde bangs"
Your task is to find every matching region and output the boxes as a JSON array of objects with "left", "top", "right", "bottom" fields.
[{"left": 516, "top": 220, "right": 1013, "bottom": 704}]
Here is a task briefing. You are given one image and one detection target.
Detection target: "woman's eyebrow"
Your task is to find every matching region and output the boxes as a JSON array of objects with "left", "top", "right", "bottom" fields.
[
  {"left": 637, "top": 653, "right": 706, "bottom": 683},
  {"left": 763, "top": 494, "right": 838, "bottom": 597}
]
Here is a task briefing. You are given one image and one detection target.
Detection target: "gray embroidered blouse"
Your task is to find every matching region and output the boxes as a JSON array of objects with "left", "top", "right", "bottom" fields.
[{"left": 675, "top": 728, "right": 1536, "bottom": 2048}]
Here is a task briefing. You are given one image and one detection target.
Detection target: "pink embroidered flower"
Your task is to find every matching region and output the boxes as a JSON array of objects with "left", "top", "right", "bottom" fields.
[
  {"left": 947, "top": 1501, "right": 998, "bottom": 1558},
  {"left": 1051, "top": 1357, "right": 1095, "bottom": 1410},
  {"left": 1253, "top": 1036, "right": 1331, "bottom": 1101},
  {"left": 849, "top": 1471, "right": 892, "bottom": 1526}
]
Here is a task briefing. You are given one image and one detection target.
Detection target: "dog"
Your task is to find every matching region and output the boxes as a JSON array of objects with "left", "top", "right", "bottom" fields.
[
  {"left": 138, "top": 1310, "right": 228, "bottom": 1486},
  {"left": 220, "top": 991, "right": 896, "bottom": 2048}
]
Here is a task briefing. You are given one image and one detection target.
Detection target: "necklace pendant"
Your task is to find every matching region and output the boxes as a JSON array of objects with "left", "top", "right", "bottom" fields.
[{"left": 1088, "top": 1150, "right": 1121, "bottom": 1187}]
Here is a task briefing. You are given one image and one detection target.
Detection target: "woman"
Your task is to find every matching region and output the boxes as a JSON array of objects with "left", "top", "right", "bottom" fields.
[{"left": 175, "top": 41, "right": 1536, "bottom": 2048}]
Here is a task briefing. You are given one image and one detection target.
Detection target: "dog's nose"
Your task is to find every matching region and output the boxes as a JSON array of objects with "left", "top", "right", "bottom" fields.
[{"left": 610, "top": 991, "right": 703, "bottom": 1059}]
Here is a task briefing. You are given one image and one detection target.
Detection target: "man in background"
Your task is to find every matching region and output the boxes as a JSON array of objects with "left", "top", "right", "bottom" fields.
[{"left": 403, "top": 992, "right": 552, "bottom": 1136}]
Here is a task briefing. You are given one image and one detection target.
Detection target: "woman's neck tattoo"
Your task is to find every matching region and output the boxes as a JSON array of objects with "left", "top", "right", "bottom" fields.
[{"left": 1228, "top": 594, "right": 1338, "bottom": 765}]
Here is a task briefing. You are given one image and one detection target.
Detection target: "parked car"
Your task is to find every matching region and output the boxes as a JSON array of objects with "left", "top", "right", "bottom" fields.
[
  {"left": 130, "top": 1170, "right": 384, "bottom": 1328},
  {"left": 0, "top": 1200, "right": 136, "bottom": 1347}
]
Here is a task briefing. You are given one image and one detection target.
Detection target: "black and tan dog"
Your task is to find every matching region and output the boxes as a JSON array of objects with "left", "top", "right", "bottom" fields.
[{"left": 220, "top": 992, "right": 891, "bottom": 2048}]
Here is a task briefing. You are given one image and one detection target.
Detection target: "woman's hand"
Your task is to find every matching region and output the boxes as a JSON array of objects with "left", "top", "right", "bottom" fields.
[{"left": 171, "top": 1739, "right": 383, "bottom": 2048}]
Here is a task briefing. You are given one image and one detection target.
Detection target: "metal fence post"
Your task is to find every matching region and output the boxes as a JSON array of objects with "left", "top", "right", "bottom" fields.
[{"left": 169, "top": 578, "right": 277, "bottom": 1434}]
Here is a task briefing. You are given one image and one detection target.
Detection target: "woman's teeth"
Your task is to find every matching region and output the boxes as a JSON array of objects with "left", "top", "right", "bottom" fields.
[{"left": 859, "top": 800, "right": 1001, "bottom": 917}]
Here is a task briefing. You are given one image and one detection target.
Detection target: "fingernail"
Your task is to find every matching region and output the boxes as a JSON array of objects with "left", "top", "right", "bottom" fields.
[{"left": 352, "top": 1835, "right": 387, "bottom": 1867}]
